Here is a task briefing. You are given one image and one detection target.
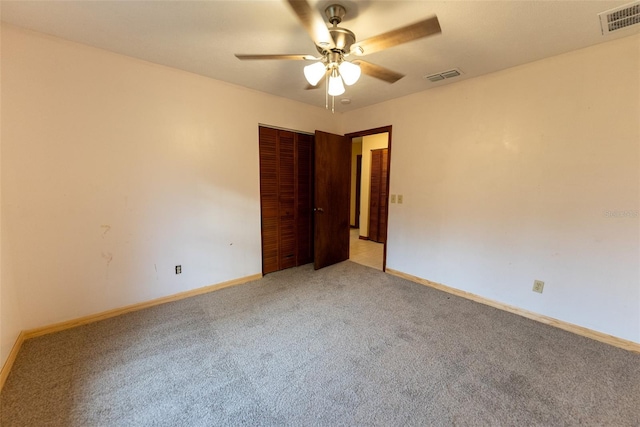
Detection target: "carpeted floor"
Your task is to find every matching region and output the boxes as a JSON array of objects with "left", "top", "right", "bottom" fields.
[{"left": 1, "top": 261, "right": 639, "bottom": 426}]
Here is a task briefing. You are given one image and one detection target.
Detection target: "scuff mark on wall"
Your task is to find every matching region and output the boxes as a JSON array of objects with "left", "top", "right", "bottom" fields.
[
  {"left": 102, "top": 252, "right": 113, "bottom": 279},
  {"left": 101, "top": 225, "right": 111, "bottom": 238}
]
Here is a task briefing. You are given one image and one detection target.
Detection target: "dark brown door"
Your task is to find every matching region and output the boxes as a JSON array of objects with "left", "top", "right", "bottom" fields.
[
  {"left": 314, "top": 130, "right": 351, "bottom": 270},
  {"left": 278, "top": 131, "right": 297, "bottom": 270},
  {"left": 259, "top": 127, "right": 314, "bottom": 274},
  {"left": 368, "top": 148, "right": 388, "bottom": 243},
  {"left": 259, "top": 127, "right": 279, "bottom": 274},
  {"left": 296, "top": 133, "right": 314, "bottom": 265},
  {"left": 354, "top": 154, "right": 362, "bottom": 228}
]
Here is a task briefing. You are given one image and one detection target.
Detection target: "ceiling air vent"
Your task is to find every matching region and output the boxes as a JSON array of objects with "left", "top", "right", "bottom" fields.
[
  {"left": 424, "top": 68, "right": 463, "bottom": 83},
  {"left": 426, "top": 74, "right": 445, "bottom": 82},
  {"left": 598, "top": 1, "right": 640, "bottom": 35}
]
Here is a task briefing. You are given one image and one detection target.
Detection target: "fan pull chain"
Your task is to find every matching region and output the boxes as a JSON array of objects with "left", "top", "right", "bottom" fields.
[{"left": 325, "top": 73, "right": 329, "bottom": 110}]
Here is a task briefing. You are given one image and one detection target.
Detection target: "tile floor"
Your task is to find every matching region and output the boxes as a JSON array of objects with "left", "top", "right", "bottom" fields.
[{"left": 349, "top": 228, "right": 384, "bottom": 270}]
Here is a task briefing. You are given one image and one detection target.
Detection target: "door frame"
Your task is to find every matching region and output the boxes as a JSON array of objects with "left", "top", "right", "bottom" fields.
[{"left": 345, "top": 126, "right": 392, "bottom": 272}]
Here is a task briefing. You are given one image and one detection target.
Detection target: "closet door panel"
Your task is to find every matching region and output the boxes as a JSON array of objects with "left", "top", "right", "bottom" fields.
[
  {"left": 379, "top": 149, "right": 389, "bottom": 244},
  {"left": 296, "top": 133, "right": 314, "bottom": 265},
  {"left": 259, "top": 127, "right": 314, "bottom": 274},
  {"left": 259, "top": 127, "right": 279, "bottom": 274},
  {"left": 368, "top": 148, "right": 388, "bottom": 244},
  {"left": 278, "top": 131, "right": 297, "bottom": 269},
  {"left": 369, "top": 149, "right": 382, "bottom": 242}
]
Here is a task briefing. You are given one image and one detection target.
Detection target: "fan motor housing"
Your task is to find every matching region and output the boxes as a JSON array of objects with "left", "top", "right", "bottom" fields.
[{"left": 316, "top": 26, "right": 356, "bottom": 54}]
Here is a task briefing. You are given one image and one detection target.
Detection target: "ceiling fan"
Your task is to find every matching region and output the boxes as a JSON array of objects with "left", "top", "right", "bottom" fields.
[{"left": 235, "top": 0, "right": 441, "bottom": 109}]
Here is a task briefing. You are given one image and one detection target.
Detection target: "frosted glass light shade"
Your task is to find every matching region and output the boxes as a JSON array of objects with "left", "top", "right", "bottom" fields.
[
  {"left": 328, "top": 74, "right": 345, "bottom": 96},
  {"left": 339, "top": 61, "right": 361, "bottom": 85},
  {"left": 303, "top": 62, "right": 326, "bottom": 86}
]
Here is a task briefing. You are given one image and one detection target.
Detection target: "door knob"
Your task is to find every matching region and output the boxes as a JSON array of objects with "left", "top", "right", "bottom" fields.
[{"left": 314, "top": 207, "right": 324, "bottom": 213}]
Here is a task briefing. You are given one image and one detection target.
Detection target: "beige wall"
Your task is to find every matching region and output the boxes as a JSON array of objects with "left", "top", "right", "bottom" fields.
[
  {"left": 359, "top": 133, "right": 389, "bottom": 238},
  {"left": 1, "top": 25, "right": 638, "bottom": 372},
  {"left": 0, "top": 25, "right": 339, "bottom": 366},
  {"left": 349, "top": 138, "right": 362, "bottom": 226},
  {"left": 0, "top": 22, "right": 24, "bottom": 372},
  {"left": 342, "top": 34, "right": 640, "bottom": 344}
]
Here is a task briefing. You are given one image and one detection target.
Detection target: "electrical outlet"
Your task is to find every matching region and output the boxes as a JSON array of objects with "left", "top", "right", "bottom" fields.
[
  {"left": 390, "top": 194, "right": 397, "bottom": 203},
  {"left": 176, "top": 265, "right": 182, "bottom": 274},
  {"left": 532, "top": 280, "right": 544, "bottom": 293},
  {"left": 397, "top": 194, "right": 404, "bottom": 204}
]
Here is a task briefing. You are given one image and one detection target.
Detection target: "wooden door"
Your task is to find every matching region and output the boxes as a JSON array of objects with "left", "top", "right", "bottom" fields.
[
  {"left": 296, "top": 133, "right": 314, "bottom": 265},
  {"left": 379, "top": 147, "right": 388, "bottom": 243},
  {"left": 368, "top": 148, "right": 388, "bottom": 243},
  {"left": 278, "top": 131, "right": 297, "bottom": 270},
  {"left": 259, "top": 127, "right": 279, "bottom": 274},
  {"left": 314, "top": 130, "right": 351, "bottom": 270},
  {"left": 259, "top": 127, "right": 314, "bottom": 274},
  {"left": 354, "top": 154, "right": 362, "bottom": 228}
]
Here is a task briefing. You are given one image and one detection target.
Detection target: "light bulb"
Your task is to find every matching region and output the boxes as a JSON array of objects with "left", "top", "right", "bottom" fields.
[
  {"left": 303, "top": 62, "right": 326, "bottom": 86},
  {"left": 339, "top": 61, "right": 361, "bottom": 86},
  {"left": 328, "top": 73, "right": 345, "bottom": 96}
]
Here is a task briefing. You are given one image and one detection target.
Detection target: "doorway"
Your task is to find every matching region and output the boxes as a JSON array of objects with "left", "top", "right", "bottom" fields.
[{"left": 347, "top": 126, "right": 392, "bottom": 271}]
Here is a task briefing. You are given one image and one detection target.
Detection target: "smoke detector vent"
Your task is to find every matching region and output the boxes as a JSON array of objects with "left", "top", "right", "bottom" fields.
[
  {"left": 598, "top": 1, "right": 640, "bottom": 35},
  {"left": 424, "top": 68, "right": 463, "bottom": 83}
]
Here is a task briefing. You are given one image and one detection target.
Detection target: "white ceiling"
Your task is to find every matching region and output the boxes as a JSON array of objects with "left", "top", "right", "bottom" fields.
[{"left": 1, "top": 0, "right": 638, "bottom": 112}]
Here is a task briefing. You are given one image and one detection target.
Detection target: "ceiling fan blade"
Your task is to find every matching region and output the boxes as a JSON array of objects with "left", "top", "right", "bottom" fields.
[
  {"left": 351, "top": 16, "right": 441, "bottom": 56},
  {"left": 355, "top": 60, "right": 405, "bottom": 84},
  {"left": 286, "top": 0, "right": 335, "bottom": 50},
  {"left": 235, "top": 54, "right": 319, "bottom": 61}
]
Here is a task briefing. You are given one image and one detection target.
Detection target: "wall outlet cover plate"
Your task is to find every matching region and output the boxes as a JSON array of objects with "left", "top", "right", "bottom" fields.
[{"left": 533, "top": 280, "right": 544, "bottom": 293}]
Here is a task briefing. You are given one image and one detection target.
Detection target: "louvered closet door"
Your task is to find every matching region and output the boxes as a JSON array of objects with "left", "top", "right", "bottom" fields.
[
  {"left": 369, "top": 148, "right": 388, "bottom": 244},
  {"left": 378, "top": 148, "right": 388, "bottom": 243},
  {"left": 259, "top": 127, "right": 279, "bottom": 274},
  {"left": 369, "top": 149, "right": 381, "bottom": 242},
  {"left": 259, "top": 127, "right": 314, "bottom": 274},
  {"left": 278, "top": 131, "right": 297, "bottom": 270}
]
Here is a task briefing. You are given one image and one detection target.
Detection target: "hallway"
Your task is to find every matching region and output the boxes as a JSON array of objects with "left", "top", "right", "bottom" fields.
[{"left": 349, "top": 228, "right": 384, "bottom": 270}]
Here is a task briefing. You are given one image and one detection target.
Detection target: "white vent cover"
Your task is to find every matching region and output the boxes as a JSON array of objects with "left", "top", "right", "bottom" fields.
[
  {"left": 424, "top": 68, "right": 463, "bottom": 83},
  {"left": 598, "top": 1, "right": 640, "bottom": 35}
]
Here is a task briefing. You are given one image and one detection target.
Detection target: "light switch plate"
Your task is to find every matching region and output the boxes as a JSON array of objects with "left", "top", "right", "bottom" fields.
[
  {"left": 397, "top": 194, "right": 404, "bottom": 204},
  {"left": 390, "top": 194, "right": 397, "bottom": 203}
]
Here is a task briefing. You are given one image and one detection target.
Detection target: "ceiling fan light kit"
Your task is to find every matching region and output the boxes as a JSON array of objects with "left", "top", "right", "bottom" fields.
[
  {"left": 328, "top": 68, "right": 346, "bottom": 96},
  {"left": 235, "top": 0, "right": 442, "bottom": 111},
  {"left": 338, "top": 61, "right": 361, "bottom": 86},
  {"left": 304, "top": 61, "right": 326, "bottom": 86}
]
